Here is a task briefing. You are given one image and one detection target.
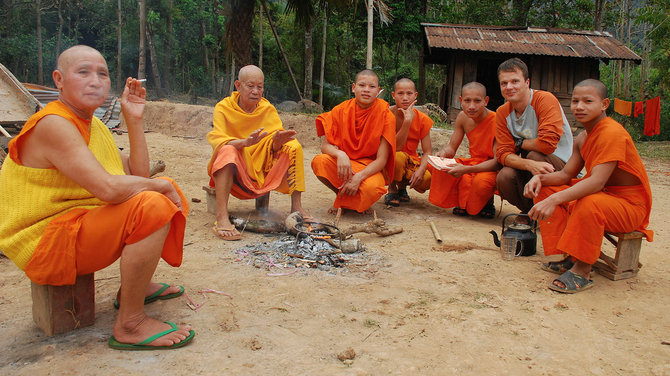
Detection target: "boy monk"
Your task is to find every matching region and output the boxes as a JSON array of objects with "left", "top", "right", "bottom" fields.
[
  {"left": 524, "top": 79, "right": 653, "bottom": 293},
  {"left": 311, "top": 69, "right": 396, "bottom": 214},
  {"left": 207, "top": 65, "right": 309, "bottom": 240},
  {"left": 429, "top": 82, "right": 499, "bottom": 218},
  {"left": 0, "top": 45, "right": 194, "bottom": 349},
  {"left": 385, "top": 78, "right": 433, "bottom": 207}
]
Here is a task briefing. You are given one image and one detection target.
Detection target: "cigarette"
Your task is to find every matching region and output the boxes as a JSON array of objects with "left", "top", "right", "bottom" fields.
[{"left": 138, "top": 79, "right": 147, "bottom": 83}]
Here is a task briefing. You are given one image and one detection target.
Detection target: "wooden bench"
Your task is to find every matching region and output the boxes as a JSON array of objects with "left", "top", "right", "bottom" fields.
[
  {"left": 31, "top": 274, "right": 95, "bottom": 336},
  {"left": 593, "top": 232, "right": 644, "bottom": 281},
  {"left": 202, "top": 185, "right": 269, "bottom": 215}
]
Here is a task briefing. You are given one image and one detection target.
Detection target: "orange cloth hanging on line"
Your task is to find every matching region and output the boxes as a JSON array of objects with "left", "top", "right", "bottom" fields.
[
  {"left": 634, "top": 101, "right": 644, "bottom": 118},
  {"left": 613, "top": 98, "right": 632, "bottom": 117},
  {"left": 644, "top": 97, "right": 661, "bottom": 136}
]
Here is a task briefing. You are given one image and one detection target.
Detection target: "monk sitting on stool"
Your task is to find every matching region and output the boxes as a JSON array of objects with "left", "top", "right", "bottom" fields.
[
  {"left": 385, "top": 78, "right": 433, "bottom": 207},
  {"left": 428, "top": 82, "right": 500, "bottom": 218},
  {"left": 311, "top": 69, "right": 396, "bottom": 214},
  {"left": 207, "top": 65, "right": 309, "bottom": 240},
  {"left": 0, "top": 45, "right": 194, "bottom": 350},
  {"left": 525, "top": 79, "right": 653, "bottom": 293}
]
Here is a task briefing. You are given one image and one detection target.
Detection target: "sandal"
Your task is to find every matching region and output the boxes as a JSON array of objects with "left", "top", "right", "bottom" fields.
[
  {"left": 477, "top": 198, "right": 496, "bottom": 219},
  {"left": 385, "top": 193, "right": 400, "bottom": 207},
  {"left": 452, "top": 207, "right": 468, "bottom": 216},
  {"left": 549, "top": 270, "right": 594, "bottom": 294},
  {"left": 398, "top": 188, "right": 410, "bottom": 202},
  {"left": 541, "top": 257, "right": 574, "bottom": 275},
  {"left": 212, "top": 222, "right": 242, "bottom": 241}
]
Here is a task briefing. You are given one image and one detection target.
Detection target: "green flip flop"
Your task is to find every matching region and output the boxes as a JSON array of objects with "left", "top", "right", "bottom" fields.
[
  {"left": 549, "top": 270, "right": 594, "bottom": 294},
  {"left": 108, "top": 321, "right": 195, "bottom": 351},
  {"left": 114, "top": 283, "right": 185, "bottom": 309}
]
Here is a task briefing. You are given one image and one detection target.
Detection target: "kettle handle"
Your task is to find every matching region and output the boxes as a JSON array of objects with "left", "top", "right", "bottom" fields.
[{"left": 516, "top": 239, "right": 525, "bottom": 256}]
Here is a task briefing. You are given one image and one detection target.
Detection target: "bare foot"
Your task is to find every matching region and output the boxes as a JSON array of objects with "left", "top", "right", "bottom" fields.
[{"left": 113, "top": 313, "right": 192, "bottom": 347}]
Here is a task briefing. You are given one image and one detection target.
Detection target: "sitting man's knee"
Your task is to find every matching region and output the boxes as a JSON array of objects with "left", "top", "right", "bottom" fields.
[{"left": 526, "top": 151, "right": 548, "bottom": 161}]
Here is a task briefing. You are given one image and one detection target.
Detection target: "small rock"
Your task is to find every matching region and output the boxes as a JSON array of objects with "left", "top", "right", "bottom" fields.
[
  {"left": 191, "top": 198, "right": 201, "bottom": 203},
  {"left": 337, "top": 347, "right": 356, "bottom": 361},
  {"left": 276, "top": 101, "right": 299, "bottom": 112}
]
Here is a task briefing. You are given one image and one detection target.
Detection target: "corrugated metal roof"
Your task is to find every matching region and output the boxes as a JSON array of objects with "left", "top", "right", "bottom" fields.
[{"left": 422, "top": 23, "right": 641, "bottom": 62}]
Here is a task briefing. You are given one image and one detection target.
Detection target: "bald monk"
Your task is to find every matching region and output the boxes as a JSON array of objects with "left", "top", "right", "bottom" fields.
[
  {"left": 525, "top": 79, "right": 653, "bottom": 293},
  {"left": 495, "top": 58, "right": 573, "bottom": 217},
  {"left": 385, "top": 78, "right": 433, "bottom": 207},
  {"left": 207, "top": 65, "right": 308, "bottom": 239},
  {"left": 0, "top": 45, "right": 194, "bottom": 349},
  {"left": 429, "top": 82, "right": 500, "bottom": 218},
  {"left": 311, "top": 69, "right": 396, "bottom": 214}
]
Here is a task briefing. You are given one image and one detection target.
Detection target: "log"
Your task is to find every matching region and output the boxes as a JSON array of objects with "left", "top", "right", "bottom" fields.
[{"left": 342, "top": 218, "right": 402, "bottom": 237}]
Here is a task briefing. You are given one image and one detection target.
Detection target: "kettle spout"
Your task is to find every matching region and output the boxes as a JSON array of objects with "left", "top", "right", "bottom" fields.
[{"left": 489, "top": 230, "right": 500, "bottom": 247}]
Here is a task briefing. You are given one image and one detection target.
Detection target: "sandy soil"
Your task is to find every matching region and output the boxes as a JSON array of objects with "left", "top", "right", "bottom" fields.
[{"left": 1, "top": 101, "right": 669, "bottom": 375}]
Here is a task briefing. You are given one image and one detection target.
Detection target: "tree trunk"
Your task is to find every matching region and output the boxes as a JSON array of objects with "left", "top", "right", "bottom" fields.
[
  {"left": 56, "top": 0, "right": 63, "bottom": 56},
  {"left": 623, "top": 0, "right": 631, "bottom": 98},
  {"left": 262, "top": 0, "right": 302, "bottom": 100},
  {"left": 116, "top": 0, "right": 122, "bottom": 90},
  {"left": 146, "top": 25, "right": 163, "bottom": 93},
  {"left": 36, "top": 0, "right": 43, "bottom": 85},
  {"left": 258, "top": 6, "right": 263, "bottom": 69},
  {"left": 319, "top": 9, "right": 327, "bottom": 106},
  {"left": 164, "top": 0, "right": 172, "bottom": 93},
  {"left": 366, "top": 0, "right": 373, "bottom": 69},
  {"left": 303, "top": 20, "right": 313, "bottom": 101},
  {"left": 512, "top": 0, "right": 533, "bottom": 27},
  {"left": 227, "top": 0, "right": 254, "bottom": 67},
  {"left": 228, "top": 57, "right": 236, "bottom": 95},
  {"left": 200, "top": 5, "right": 210, "bottom": 73},
  {"left": 593, "top": 0, "right": 605, "bottom": 31},
  {"left": 138, "top": 0, "right": 146, "bottom": 79}
]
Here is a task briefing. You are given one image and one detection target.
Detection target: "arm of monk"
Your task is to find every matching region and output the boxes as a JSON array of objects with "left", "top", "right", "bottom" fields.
[
  {"left": 118, "top": 78, "right": 150, "bottom": 177},
  {"left": 340, "top": 137, "right": 391, "bottom": 196},
  {"left": 437, "top": 113, "right": 466, "bottom": 158},
  {"left": 21, "top": 115, "right": 181, "bottom": 209},
  {"left": 320, "top": 136, "right": 353, "bottom": 182},
  {"left": 409, "top": 133, "right": 432, "bottom": 188},
  {"left": 449, "top": 140, "right": 501, "bottom": 178},
  {"left": 525, "top": 133, "right": 615, "bottom": 221}
]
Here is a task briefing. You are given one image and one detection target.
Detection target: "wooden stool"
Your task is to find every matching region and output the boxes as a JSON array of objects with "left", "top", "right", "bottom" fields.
[
  {"left": 202, "top": 185, "right": 270, "bottom": 215},
  {"left": 593, "top": 232, "right": 644, "bottom": 281},
  {"left": 31, "top": 274, "right": 95, "bottom": 336}
]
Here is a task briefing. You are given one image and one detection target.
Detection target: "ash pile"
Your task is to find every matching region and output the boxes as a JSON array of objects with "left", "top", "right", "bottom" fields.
[{"left": 231, "top": 211, "right": 402, "bottom": 272}]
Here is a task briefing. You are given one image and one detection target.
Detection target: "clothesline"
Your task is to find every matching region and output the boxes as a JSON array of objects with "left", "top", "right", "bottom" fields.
[{"left": 613, "top": 97, "right": 661, "bottom": 136}]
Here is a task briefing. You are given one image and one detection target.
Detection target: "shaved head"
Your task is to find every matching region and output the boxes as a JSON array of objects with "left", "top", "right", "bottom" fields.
[
  {"left": 462, "top": 81, "right": 487, "bottom": 96},
  {"left": 574, "top": 79, "right": 608, "bottom": 100},
  {"left": 355, "top": 69, "right": 379, "bottom": 85},
  {"left": 57, "top": 45, "right": 105, "bottom": 74},
  {"left": 394, "top": 78, "right": 416, "bottom": 92},
  {"left": 238, "top": 65, "right": 264, "bottom": 82}
]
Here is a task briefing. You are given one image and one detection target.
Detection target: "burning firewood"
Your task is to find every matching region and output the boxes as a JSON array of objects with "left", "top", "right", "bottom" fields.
[
  {"left": 342, "top": 218, "right": 402, "bottom": 237},
  {"left": 230, "top": 215, "right": 285, "bottom": 233}
]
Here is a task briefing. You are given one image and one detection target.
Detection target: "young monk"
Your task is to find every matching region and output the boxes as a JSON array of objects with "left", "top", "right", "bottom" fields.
[
  {"left": 0, "top": 45, "right": 194, "bottom": 349},
  {"left": 311, "top": 69, "right": 396, "bottom": 214},
  {"left": 524, "top": 79, "right": 653, "bottom": 293},
  {"left": 207, "top": 65, "right": 309, "bottom": 240},
  {"left": 428, "top": 82, "right": 500, "bottom": 218},
  {"left": 385, "top": 78, "right": 433, "bottom": 207}
]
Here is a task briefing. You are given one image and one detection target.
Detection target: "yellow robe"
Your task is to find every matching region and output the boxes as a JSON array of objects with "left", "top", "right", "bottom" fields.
[{"left": 207, "top": 92, "right": 305, "bottom": 198}]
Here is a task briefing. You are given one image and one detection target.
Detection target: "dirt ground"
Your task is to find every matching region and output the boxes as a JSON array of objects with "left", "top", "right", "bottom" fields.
[{"left": 1, "top": 101, "right": 669, "bottom": 375}]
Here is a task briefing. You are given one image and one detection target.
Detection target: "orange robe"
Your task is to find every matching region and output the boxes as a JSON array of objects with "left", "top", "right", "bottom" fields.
[
  {"left": 311, "top": 98, "right": 396, "bottom": 212},
  {"left": 393, "top": 109, "right": 433, "bottom": 193},
  {"left": 535, "top": 117, "right": 653, "bottom": 264},
  {"left": 207, "top": 91, "right": 305, "bottom": 199},
  {"left": 0, "top": 100, "right": 188, "bottom": 285},
  {"left": 428, "top": 112, "right": 497, "bottom": 214}
]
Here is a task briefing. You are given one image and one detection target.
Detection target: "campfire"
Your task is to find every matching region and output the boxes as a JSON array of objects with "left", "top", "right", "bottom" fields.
[{"left": 230, "top": 212, "right": 399, "bottom": 273}]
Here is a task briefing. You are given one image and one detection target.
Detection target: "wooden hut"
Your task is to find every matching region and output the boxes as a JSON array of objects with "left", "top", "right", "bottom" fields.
[{"left": 419, "top": 23, "right": 642, "bottom": 126}]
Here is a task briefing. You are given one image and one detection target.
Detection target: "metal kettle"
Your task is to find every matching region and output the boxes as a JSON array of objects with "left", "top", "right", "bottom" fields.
[{"left": 489, "top": 214, "right": 537, "bottom": 257}]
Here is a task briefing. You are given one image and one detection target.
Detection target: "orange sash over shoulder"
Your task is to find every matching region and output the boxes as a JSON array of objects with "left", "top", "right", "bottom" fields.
[
  {"left": 400, "top": 110, "right": 433, "bottom": 160},
  {"left": 580, "top": 117, "right": 653, "bottom": 240},
  {"left": 463, "top": 111, "right": 495, "bottom": 162},
  {"left": 315, "top": 98, "right": 396, "bottom": 181}
]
